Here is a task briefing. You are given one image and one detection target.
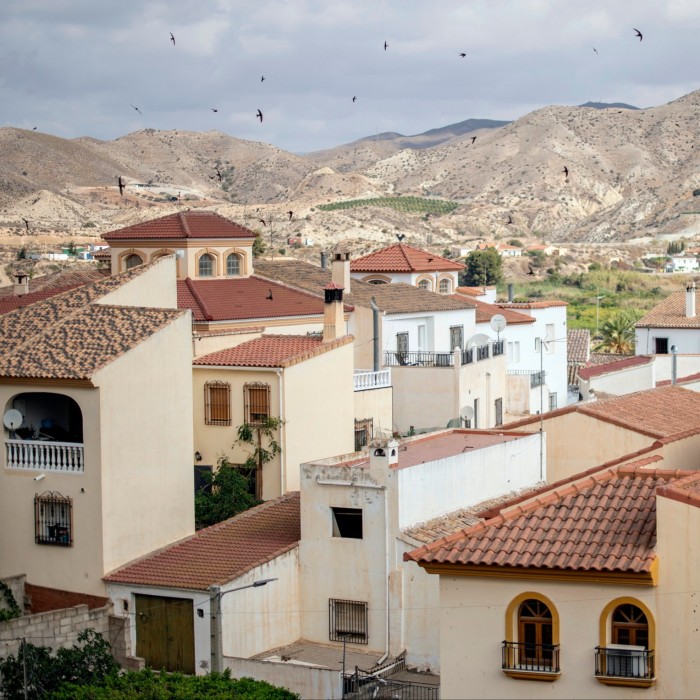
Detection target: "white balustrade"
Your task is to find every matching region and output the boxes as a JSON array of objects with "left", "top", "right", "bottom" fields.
[
  {"left": 353, "top": 369, "right": 391, "bottom": 391},
  {"left": 5, "top": 439, "right": 84, "bottom": 473}
]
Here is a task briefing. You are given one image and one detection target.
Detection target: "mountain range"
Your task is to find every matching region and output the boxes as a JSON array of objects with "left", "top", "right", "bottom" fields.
[{"left": 0, "top": 93, "right": 698, "bottom": 250}]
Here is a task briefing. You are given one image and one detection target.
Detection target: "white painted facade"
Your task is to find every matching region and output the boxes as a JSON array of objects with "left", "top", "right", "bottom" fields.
[
  {"left": 578, "top": 361, "right": 655, "bottom": 400},
  {"left": 298, "top": 432, "right": 544, "bottom": 671},
  {"left": 353, "top": 270, "right": 460, "bottom": 295},
  {"left": 383, "top": 307, "right": 477, "bottom": 354},
  {"left": 636, "top": 327, "right": 700, "bottom": 355}
]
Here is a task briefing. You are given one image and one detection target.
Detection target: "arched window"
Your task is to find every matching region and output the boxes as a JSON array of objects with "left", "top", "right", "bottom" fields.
[
  {"left": 367, "top": 279, "right": 388, "bottom": 285},
  {"left": 226, "top": 254, "right": 241, "bottom": 276},
  {"left": 611, "top": 604, "right": 648, "bottom": 648},
  {"left": 518, "top": 599, "right": 554, "bottom": 669},
  {"left": 125, "top": 254, "right": 143, "bottom": 270},
  {"left": 418, "top": 279, "right": 430, "bottom": 291},
  {"left": 439, "top": 278, "right": 452, "bottom": 294},
  {"left": 198, "top": 253, "right": 214, "bottom": 277}
]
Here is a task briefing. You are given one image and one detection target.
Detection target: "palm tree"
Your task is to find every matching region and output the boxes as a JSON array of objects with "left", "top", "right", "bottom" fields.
[{"left": 593, "top": 311, "right": 638, "bottom": 354}]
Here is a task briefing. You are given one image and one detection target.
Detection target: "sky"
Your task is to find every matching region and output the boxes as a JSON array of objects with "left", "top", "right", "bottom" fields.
[{"left": 1, "top": 0, "right": 699, "bottom": 154}]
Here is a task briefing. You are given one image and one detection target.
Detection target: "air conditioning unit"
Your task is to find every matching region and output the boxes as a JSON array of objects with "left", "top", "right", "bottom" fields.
[{"left": 606, "top": 644, "right": 647, "bottom": 677}]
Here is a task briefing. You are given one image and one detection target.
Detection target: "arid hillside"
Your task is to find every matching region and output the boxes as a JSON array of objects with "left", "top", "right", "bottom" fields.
[{"left": 1, "top": 91, "right": 699, "bottom": 251}]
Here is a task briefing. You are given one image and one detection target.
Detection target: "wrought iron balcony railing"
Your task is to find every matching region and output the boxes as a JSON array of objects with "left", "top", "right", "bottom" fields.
[
  {"left": 502, "top": 641, "right": 560, "bottom": 674},
  {"left": 595, "top": 646, "right": 654, "bottom": 680}
]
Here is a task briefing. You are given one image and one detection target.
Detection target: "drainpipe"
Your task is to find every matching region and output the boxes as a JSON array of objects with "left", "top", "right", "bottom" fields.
[
  {"left": 378, "top": 484, "right": 390, "bottom": 665},
  {"left": 370, "top": 297, "right": 380, "bottom": 372},
  {"left": 671, "top": 345, "right": 678, "bottom": 385},
  {"left": 275, "top": 369, "right": 286, "bottom": 494},
  {"left": 508, "top": 283, "right": 514, "bottom": 303}
]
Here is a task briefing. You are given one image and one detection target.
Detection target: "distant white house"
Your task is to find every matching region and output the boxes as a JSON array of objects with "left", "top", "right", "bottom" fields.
[{"left": 665, "top": 254, "right": 698, "bottom": 273}]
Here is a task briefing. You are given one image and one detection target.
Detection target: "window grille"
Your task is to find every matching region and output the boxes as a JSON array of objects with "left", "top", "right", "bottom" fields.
[
  {"left": 244, "top": 382, "right": 271, "bottom": 424},
  {"left": 329, "top": 599, "right": 368, "bottom": 644},
  {"left": 417, "top": 279, "right": 430, "bottom": 291},
  {"left": 226, "top": 254, "right": 241, "bottom": 276},
  {"left": 205, "top": 381, "right": 231, "bottom": 425},
  {"left": 35, "top": 492, "right": 72, "bottom": 546},
  {"left": 354, "top": 418, "right": 373, "bottom": 451},
  {"left": 439, "top": 278, "right": 451, "bottom": 294},
  {"left": 198, "top": 254, "right": 214, "bottom": 277}
]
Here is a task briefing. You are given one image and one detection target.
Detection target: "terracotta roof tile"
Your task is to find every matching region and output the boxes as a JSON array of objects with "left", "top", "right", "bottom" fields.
[
  {"left": 567, "top": 328, "right": 590, "bottom": 364},
  {"left": 103, "top": 211, "right": 257, "bottom": 241},
  {"left": 350, "top": 243, "right": 464, "bottom": 273},
  {"left": 0, "top": 268, "right": 108, "bottom": 300},
  {"left": 194, "top": 334, "right": 353, "bottom": 368},
  {"left": 104, "top": 492, "right": 300, "bottom": 590},
  {"left": 254, "top": 259, "right": 475, "bottom": 315},
  {"left": 177, "top": 276, "right": 349, "bottom": 322},
  {"left": 458, "top": 296, "right": 534, "bottom": 325},
  {"left": 637, "top": 289, "right": 700, "bottom": 329},
  {"left": 0, "top": 262, "right": 186, "bottom": 381},
  {"left": 405, "top": 464, "right": 692, "bottom": 574},
  {"left": 497, "top": 300, "right": 568, "bottom": 309},
  {"left": 578, "top": 354, "right": 652, "bottom": 380}
]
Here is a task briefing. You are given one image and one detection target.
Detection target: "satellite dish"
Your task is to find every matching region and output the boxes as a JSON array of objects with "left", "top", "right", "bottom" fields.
[
  {"left": 490, "top": 314, "right": 507, "bottom": 334},
  {"left": 466, "top": 333, "right": 491, "bottom": 349},
  {"left": 3, "top": 409, "right": 23, "bottom": 438},
  {"left": 460, "top": 405, "right": 474, "bottom": 421}
]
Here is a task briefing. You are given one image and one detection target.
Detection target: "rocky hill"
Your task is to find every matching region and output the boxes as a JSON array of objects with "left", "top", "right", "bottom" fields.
[{"left": 0, "top": 91, "right": 699, "bottom": 250}]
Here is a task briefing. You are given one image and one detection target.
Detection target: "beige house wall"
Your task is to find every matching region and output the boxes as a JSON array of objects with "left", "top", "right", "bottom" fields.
[
  {"left": 350, "top": 306, "right": 379, "bottom": 370},
  {"left": 504, "top": 412, "right": 653, "bottom": 483},
  {"left": 99, "top": 256, "right": 178, "bottom": 309},
  {"left": 1, "top": 385, "right": 105, "bottom": 594},
  {"left": 437, "top": 573, "right": 660, "bottom": 699},
  {"left": 193, "top": 330, "right": 264, "bottom": 359},
  {"left": 354, "top": 386, "right": 393, "bottom": 439},
  {"left": 192, "top": 367, "right": 281, "bottom": 499},
  {"left": 95, "top": 312, "right": 195, "bottom": 577},
  {"left": 282, "top": 343, "right": 355, "bottom": 493},
  {"left": 659, "top": 433, "right": 700, "bottom": 469},
  {"left": 194, "top": 318, "right": 325, "bottom": 338}
]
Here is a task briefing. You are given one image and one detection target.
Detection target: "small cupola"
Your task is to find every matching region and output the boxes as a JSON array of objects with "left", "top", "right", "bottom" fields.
[{"left": 13, "top": 272, "right": 30, "bottom": 296}]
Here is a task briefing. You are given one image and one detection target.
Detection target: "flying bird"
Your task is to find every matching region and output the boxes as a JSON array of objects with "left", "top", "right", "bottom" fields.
[
  {"left": 507, "top": 215, "right": 513, "bottom": 225},
  {"left": 32, "top": 126, "right": 37, "bottom": 130},
  {"left": 118, "top": 176, "right": 125, "bottom": 196},
  {"left": 633, "top": 28, "right": 643, "bottom": 41},
  {"left": 459, "top": 52, "right": 466, "bottom": 58},
  {"left": 287, "top": 211, "right": 293, "bottom": 220},
  {"left": 130, "top": 104, "right": 143, "bottom": 115},
  {"left": 593, "top": 47, "right": 599, "bottom": 54},
  {"left": 211, "top": 108, "right": 218, "bottom": 113},
  {"left": 527, "top": 264, "right": 535, "bottom": 276},
  {"left": 22, "top": 218, "right": 29, "bottom": 231},
  {"left": 384, "top": 41, "right": 388, "bottom": 51},
  {"left": 352, "top": 96, "right": 357, "bottom": 102},
  {"left": 396, "top": 233, "right": 405, "bottom": 242},
  {"left": 471, "top": 136, "right": 477, "bottom": 144},
  {"left": 266, "top": 289, "right": 273, "bottom": 300},
  {"left": 215, "top": 168, "right": 223, "bottom": 182},
  {"left": 563, "top": 166, "right": 569, "bottom": 179},
  {"left": 256, "top": 109, "right": 263, "bottom": 123},
  {"left": 170, "top": 32, "right": 175, "bottom": 46},
  {"left": 258, "top": 218, "right": 267, "bottom": 227},
  {"left": 261, "top": 75, "right": 265, "bottom": 82}
]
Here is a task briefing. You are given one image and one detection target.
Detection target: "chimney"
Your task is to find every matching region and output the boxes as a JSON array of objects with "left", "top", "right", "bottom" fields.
[
  {"left": 13, "top": 272, "right": 29, "bottom": 296},
  {"left": 331, "top": 251, "right": 351, "bottom": 293},
  {"left": 323, "top": 283, "right": 345, "bottom": 342},
  {"left": 508, "top": 283, "right": 514, "bottom": 302},
  {"left": 687, "top": 281, "right": 696, "bottom": 317},
  {"left": 320, "top": 251, "right": 328, "bottom": 270},
  {"left": 369, "top": 437, "right": 399, "bottom": 473}
]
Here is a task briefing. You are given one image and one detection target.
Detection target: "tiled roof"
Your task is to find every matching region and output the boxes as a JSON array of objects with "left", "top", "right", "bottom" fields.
[
  {"left": 636, "top": 289, "right": 700, "bottom": 328},
  {"left": 567, "top": 328, "right": 590, "bottom": 364},
  {"left": 466, "top": 297, "right": 534, "bottom": 325},
  {"left": 588, "top": 352, "right": 634, "bottom": 367},
  {"left": 497, "top": 300, "right": 568, "bottom": 309},
  {"left": 177, "top": 276, "right": 349, "bottom": 322},
  {"left": 0, "top": 262, "right": 186, "bottom": 381},
  {"left": 405, "top": 463, "right": 698, "bottom": 575},
  {"left": 194, "top": 334, "right": 353, "bottom": 368},
  {"left": 0, "top": 268, "right": 107, "bottom": 299},
  {"left": 455, "top": 286, "right": 488, "bottom": 297},
  {"left": 576, "top": 385, "right": 700, "bottom": 438},
  {"left": 253, "top": 259, "right": 475, "bottom": 315},
  {"left": 578, "top": 354, "right": 652, "bottom": 380},
  {"left": 104, "top": 492, "right": 300, "bottom": 590},
  {"left": 350, "top": 244, "right": 464, "bottom": 273},
  {"left": 102, "top": 211, "right": 257, "bottom": 241}
]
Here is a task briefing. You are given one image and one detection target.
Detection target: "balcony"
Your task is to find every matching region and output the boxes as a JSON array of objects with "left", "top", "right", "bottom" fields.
[
  {"left": 595, "top": 646, "right": 655, "bottom": 688},
  {"left": 5, "top": 439, "right": 84, "bottom": 474},
  {"left": 507, "top": 369, "right": 546, "bottom": 387},
  {"left": 353, "top": 369, "right": 391, "bottom": 391},
  {"left": 384, "top": 342, "right": 502, "bottom": 368},
  {"left": 501, "top": 641, "right": 561, "bottom": 681}
]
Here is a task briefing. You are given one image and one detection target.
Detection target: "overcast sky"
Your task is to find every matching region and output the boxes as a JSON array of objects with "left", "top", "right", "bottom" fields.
[{"left": 1, "top": 0, "right": 698, "bottom": 154}]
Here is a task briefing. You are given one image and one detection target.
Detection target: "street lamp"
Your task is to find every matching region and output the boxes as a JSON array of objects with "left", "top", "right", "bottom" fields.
[
  {"left": 209, "top": 578, "right": 277, "bottom": 673},
  {"left": 595, "top": 291, "right": 606, "bottom": 337}
]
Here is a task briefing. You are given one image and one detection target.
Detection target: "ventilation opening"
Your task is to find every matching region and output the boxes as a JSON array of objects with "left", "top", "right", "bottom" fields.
[{"left": 331, "top": 507, "right": 363, "bottom": 539}]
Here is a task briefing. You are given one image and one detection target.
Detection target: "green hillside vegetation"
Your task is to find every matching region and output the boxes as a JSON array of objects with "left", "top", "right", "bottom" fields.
[
  {"left": 317, "top": 196, "right": 458, "bottom": 215},
  {"left": 505, "top": 268, "right": 689, "bottom": 333}
]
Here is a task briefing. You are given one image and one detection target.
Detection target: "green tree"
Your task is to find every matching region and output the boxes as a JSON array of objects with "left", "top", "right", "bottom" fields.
[
  {"left": 593, "top": 311, "right": 639, "bottom": 354},
  {"left": 252, "top": 235, "right": 266, "bottom": 258},
  {"left": 0, "top": 629, "right": 118, "bottom": 700},
  {"left": 235, "top": 417, "right": 283, "bottom": 501},
  {"left": 194, "top": 457, "right": 260, "bottom": 528},
  {"left": 460, "top": 248, "right": 503, "bottom": 286},
  {"left": 50, "top": 669, "right": 299, "bottom": 699}
]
